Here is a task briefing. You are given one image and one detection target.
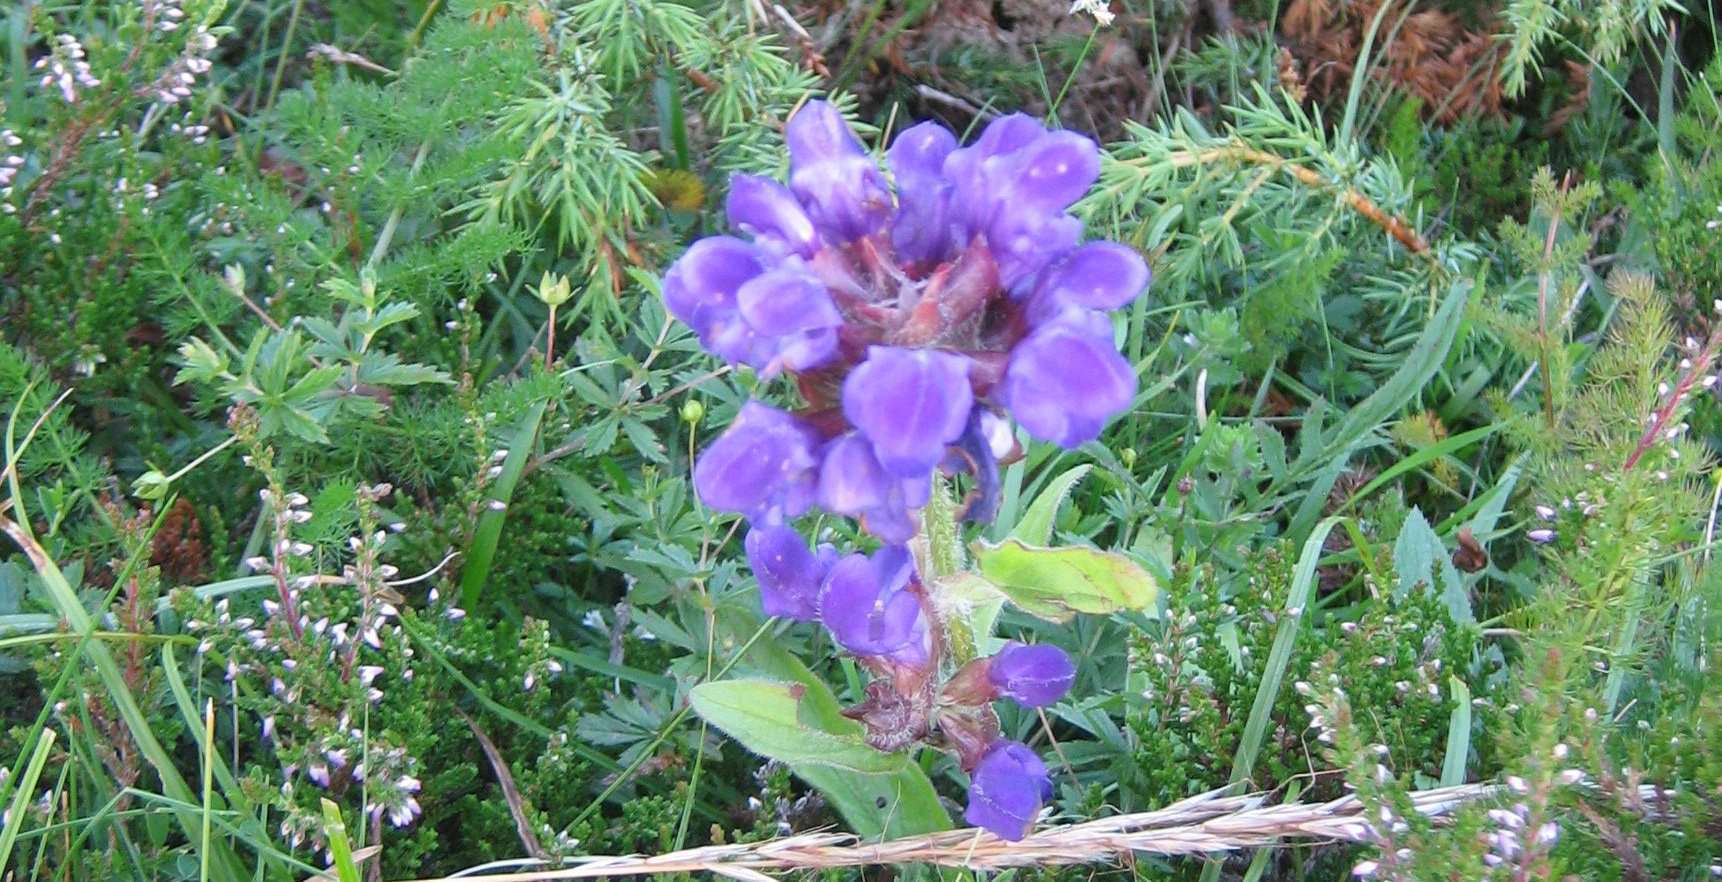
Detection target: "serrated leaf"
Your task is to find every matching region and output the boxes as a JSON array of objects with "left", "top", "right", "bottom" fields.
[
  {"left": 689, "top": 680, "right": 907, "bottom": 774},
  {"left": 1011, "top": 464, "right": 1092, "bottom": 546},
  {"left": 970, "top": 538, "right": 1158, "bottom": 622},
  {"left": 358, "top": 301, "right": 420, "bottom": 336},
  {"left": 357, "top": 351, "right": 452, "bottom": 387}
]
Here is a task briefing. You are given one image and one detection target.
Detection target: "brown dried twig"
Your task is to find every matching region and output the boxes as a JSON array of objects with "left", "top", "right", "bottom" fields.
[{"left": 1159, "top": 144, "right": 1432, "bottom": 257}]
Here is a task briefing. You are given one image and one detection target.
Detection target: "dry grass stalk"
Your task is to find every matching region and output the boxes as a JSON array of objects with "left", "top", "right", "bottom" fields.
[{"left": 392, "top": 782, "right": 1506, "bottom": 882}]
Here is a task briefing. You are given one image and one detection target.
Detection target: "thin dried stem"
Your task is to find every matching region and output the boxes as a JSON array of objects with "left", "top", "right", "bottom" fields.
[{"left": 392, "top": 783, "right": 1508, "bottom": 882}]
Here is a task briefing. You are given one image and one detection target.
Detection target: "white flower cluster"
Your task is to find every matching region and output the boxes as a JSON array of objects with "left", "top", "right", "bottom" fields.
[
  {"left": 36, "top": 34, "right": 101, "bottom": 104},
  {"left": 140, "top": 0, "right": 188, "bottom": 32},
  {"left": 1, "top": 129, "right": 21, "bottom": 209},
  {"left": 1067, "top": 0, "right": 1116, "bottom": 26},
  {"left": 150, "top": 26, "right": 218, "bottom": 106}
]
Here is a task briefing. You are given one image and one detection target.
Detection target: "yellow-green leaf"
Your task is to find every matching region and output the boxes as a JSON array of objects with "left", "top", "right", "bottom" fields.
[{"left": 971, "top": 539, "right": 1158, "bottom": 622}]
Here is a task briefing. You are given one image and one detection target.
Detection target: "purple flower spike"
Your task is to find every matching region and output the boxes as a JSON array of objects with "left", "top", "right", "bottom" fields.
[
  {"left": 661, "top": 236, "right": 765, "bottom": 344},
  {"left": 1028, "top": 243, "right": 1150, "bottom": 319},
  {"left": 965, "top": 740, "right": 1052, "bottom": 840},
  {"left": 888, "top": 122, "right": 958, "bottom": 265},
  {"left": 693, "top": 402, "right": 820, "bottom": 524},
  {"left": 746, "top": 525, "right": 832, "bottom": 621},
  {"left": 843, "top": 347, "right": 974, "bottom": 477},
  {"left": 820, "top": 546, "right": 923, "bottom": 658},
  {"left": 736, "top": 266, "right": 842, "bottom": 373},
  {"left": 1001, "top": 312, "right": 1136, "bottom": 448},
  {"left": 987, "top": 642, "right": 1076, "bottom": 707},
  {"left": 786, "top": 101, "right": 891, "bottom": 243},
  {"left": 728, "top": 175, "right": 818, "bottom": 257}
]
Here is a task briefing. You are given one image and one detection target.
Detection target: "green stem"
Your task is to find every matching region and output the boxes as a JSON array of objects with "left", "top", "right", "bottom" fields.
[
  {"left": 165, "top": 434, "right": 240, "bottom": 483},
  {"left": 265, "top": 0, "right": 306, "bottom": 110},
  {"left": 921, "top": 477, "right": 978, "bottom": 665},
  {"left": 366, "top": 124, "right": 438, "bottom": 269}
]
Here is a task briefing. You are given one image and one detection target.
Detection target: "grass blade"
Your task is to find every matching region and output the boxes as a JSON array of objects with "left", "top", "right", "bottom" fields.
[
  {"left": 1231, "top": 516, "right": 1340, "bottom": 784},
  {"left": 1441, "top": 677, "right": 1472, "bottom": 787},
  {"left": 320, "top": 799, "right": 362, "bottom": 882},
  {"left": 0, "top": 728, "right": 56, "bottom": 873},
  {"left": 461, "top": 399, "right": 548, "bottom": 607}
]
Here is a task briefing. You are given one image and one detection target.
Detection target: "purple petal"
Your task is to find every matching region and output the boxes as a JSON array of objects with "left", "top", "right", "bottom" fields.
[
  {"left": 986, "top": 642, "right": 1075, "bottom": 707},
  {"left": 735, "top": 265, "right": 842, "bottom": 373},
  {"left": 786, "top": 101, "right": 891, "bottom": 242},
  {"left": 819, "top": 432, "right": 889, "bottom": 513},
  {"left": 727, "top": 175, "right": 819, "bottom": 256},
  {"left": 818, "top": 433, "right": 921, "bottom": 543},
  {"left": 842, "top": 347, "right": 974, "bottom": 477},
  {"left": 1013, "top": 131, "right": 1101, "bottom": 213},
  {"left": 1002, "top": 312, "right": 1136, "bottom": 448},
  {"left": 737, "top": 267, "right": 840, "bottom": 335},
  {"left": 888, "top": 121, "right": 958, "bottom": 265},
  {"left": 819, "top": 547, "right": 922, "bottom": 657},
  {"left": 965, "top": 740, "right": 1052, "bottom": 840},
  {"left": 944, "top": 114, "right": 1053, "bottom": 231},
  {"left": 692, "top": 402, "right": 820, "bottom": 524},
  {"left": 987, "top": 210, "right": 1083, "bottom": 291},
  {"left": 1029, "top": 242, "right": 1150, "bottom": 320},
  {"left": 661, "top": 236, "right": 764, "bottom": 342},
  {"left": 746, "top": 525, "right": 826, "bottom": 621}
]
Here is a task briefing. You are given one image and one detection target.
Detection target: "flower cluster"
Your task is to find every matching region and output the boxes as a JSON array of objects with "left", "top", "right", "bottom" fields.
[
  {"left": 1, "top": 130, "right": 22, "bottom": 205},
  {"left": 36, "top": 34, "right": 100, "bottom": 105},
  {"left": 140, "top": 0, "right": 189, "bottom": 33},
  {"left": 148, "top": 25, "right": 218, "bottom": 107},
  {"left": 666, "top": 101, "right": 1150, "bottom": 840},
  {"left": 675, "top": 101, "right": 1146, "bottom": 543}
]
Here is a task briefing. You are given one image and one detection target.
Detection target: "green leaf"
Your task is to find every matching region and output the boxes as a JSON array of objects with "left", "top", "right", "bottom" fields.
[
  {"left": 1392, "top": 507, "right": 1473, "bottom": 623},
  {"left": 1011, "top": 463, "right": 1092, "bottom": 546},
  {"left": 1441, "top": 677, "right": 1472, "bottom": 786},
  {"left": 320, "top": 800, "right": 362, "bottom": 882},
  {"left": 460, "top": 399, "right": 547, "bottom": 607},
  {"left": 689, "top": 680, "right": 906, "bottom": 774},
  {"left": 0, "top": 727, "right": 54, "bottom": 873},
  {"left": 1227, "top": 516, "right": 1341, "bottom": 786},
  {"left": 356, "top": 351, "right": 452, "bottom": 387},
  {"left": 971, "top": 538, "right": 1158, "bottom": 623},
  {"left": 718, "top": 609, "right": 949, "bottom": 838}
]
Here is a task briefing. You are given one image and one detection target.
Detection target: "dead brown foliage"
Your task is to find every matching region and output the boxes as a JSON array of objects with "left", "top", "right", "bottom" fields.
[{"left": 1280, "top": 0, "right": 1506, "bottom": 123}]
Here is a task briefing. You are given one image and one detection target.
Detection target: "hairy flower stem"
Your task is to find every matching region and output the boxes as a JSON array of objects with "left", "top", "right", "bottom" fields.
[{"left": 922, "top": 477, "right": 978, "bottom": 666}]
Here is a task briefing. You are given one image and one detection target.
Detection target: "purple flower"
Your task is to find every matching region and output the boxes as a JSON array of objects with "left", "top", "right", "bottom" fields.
[
  {"left": 665, "top": 101, "right": 1149, "bottom": 543},
  {"left": 735, "top": 264, "right": 842, "bottom": 373},
  {"left": 727, "top": 174, "right": 818, "bottom": 257},
  {"left": 662, "top": 238, "right": 840, "bottom": 375},
  {"left": 746, "top": 525, "right": 833, "bottom": 621},
  {"left": 817, "top": 432, "right": 923, "bottom": 543},
  {"left": 1026, "top": 242, "right": 1151, "bottom": 321},
  {"left": 987, "top": 642, "right": 1075, "bottom": 707},
  {"left": 887, "top": 121, "right": 957, "bottom": 265},
  {"left": 786, "top": 101, "right": 891, "bottom": 243},
  {"left": 943, "top": 115, "right": 1102, "bottom": 287},
  {"left": 965, "top": 740, "right": 1052, "bottom": 840},
  {"left": 661, "top": 236, "right": 764, "bottom": 346},
  {"left": 1001, "top": 311, "right": 1136, "bottom": 448},
  {"left": 843, "top": 347, "right": 974, "bottom": 477},
  {"left": 819, "top": 545, "right": 926, "bottom": 662},
  {"left": 693, "top": 402, "right": 820, "bottom": 525}
]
